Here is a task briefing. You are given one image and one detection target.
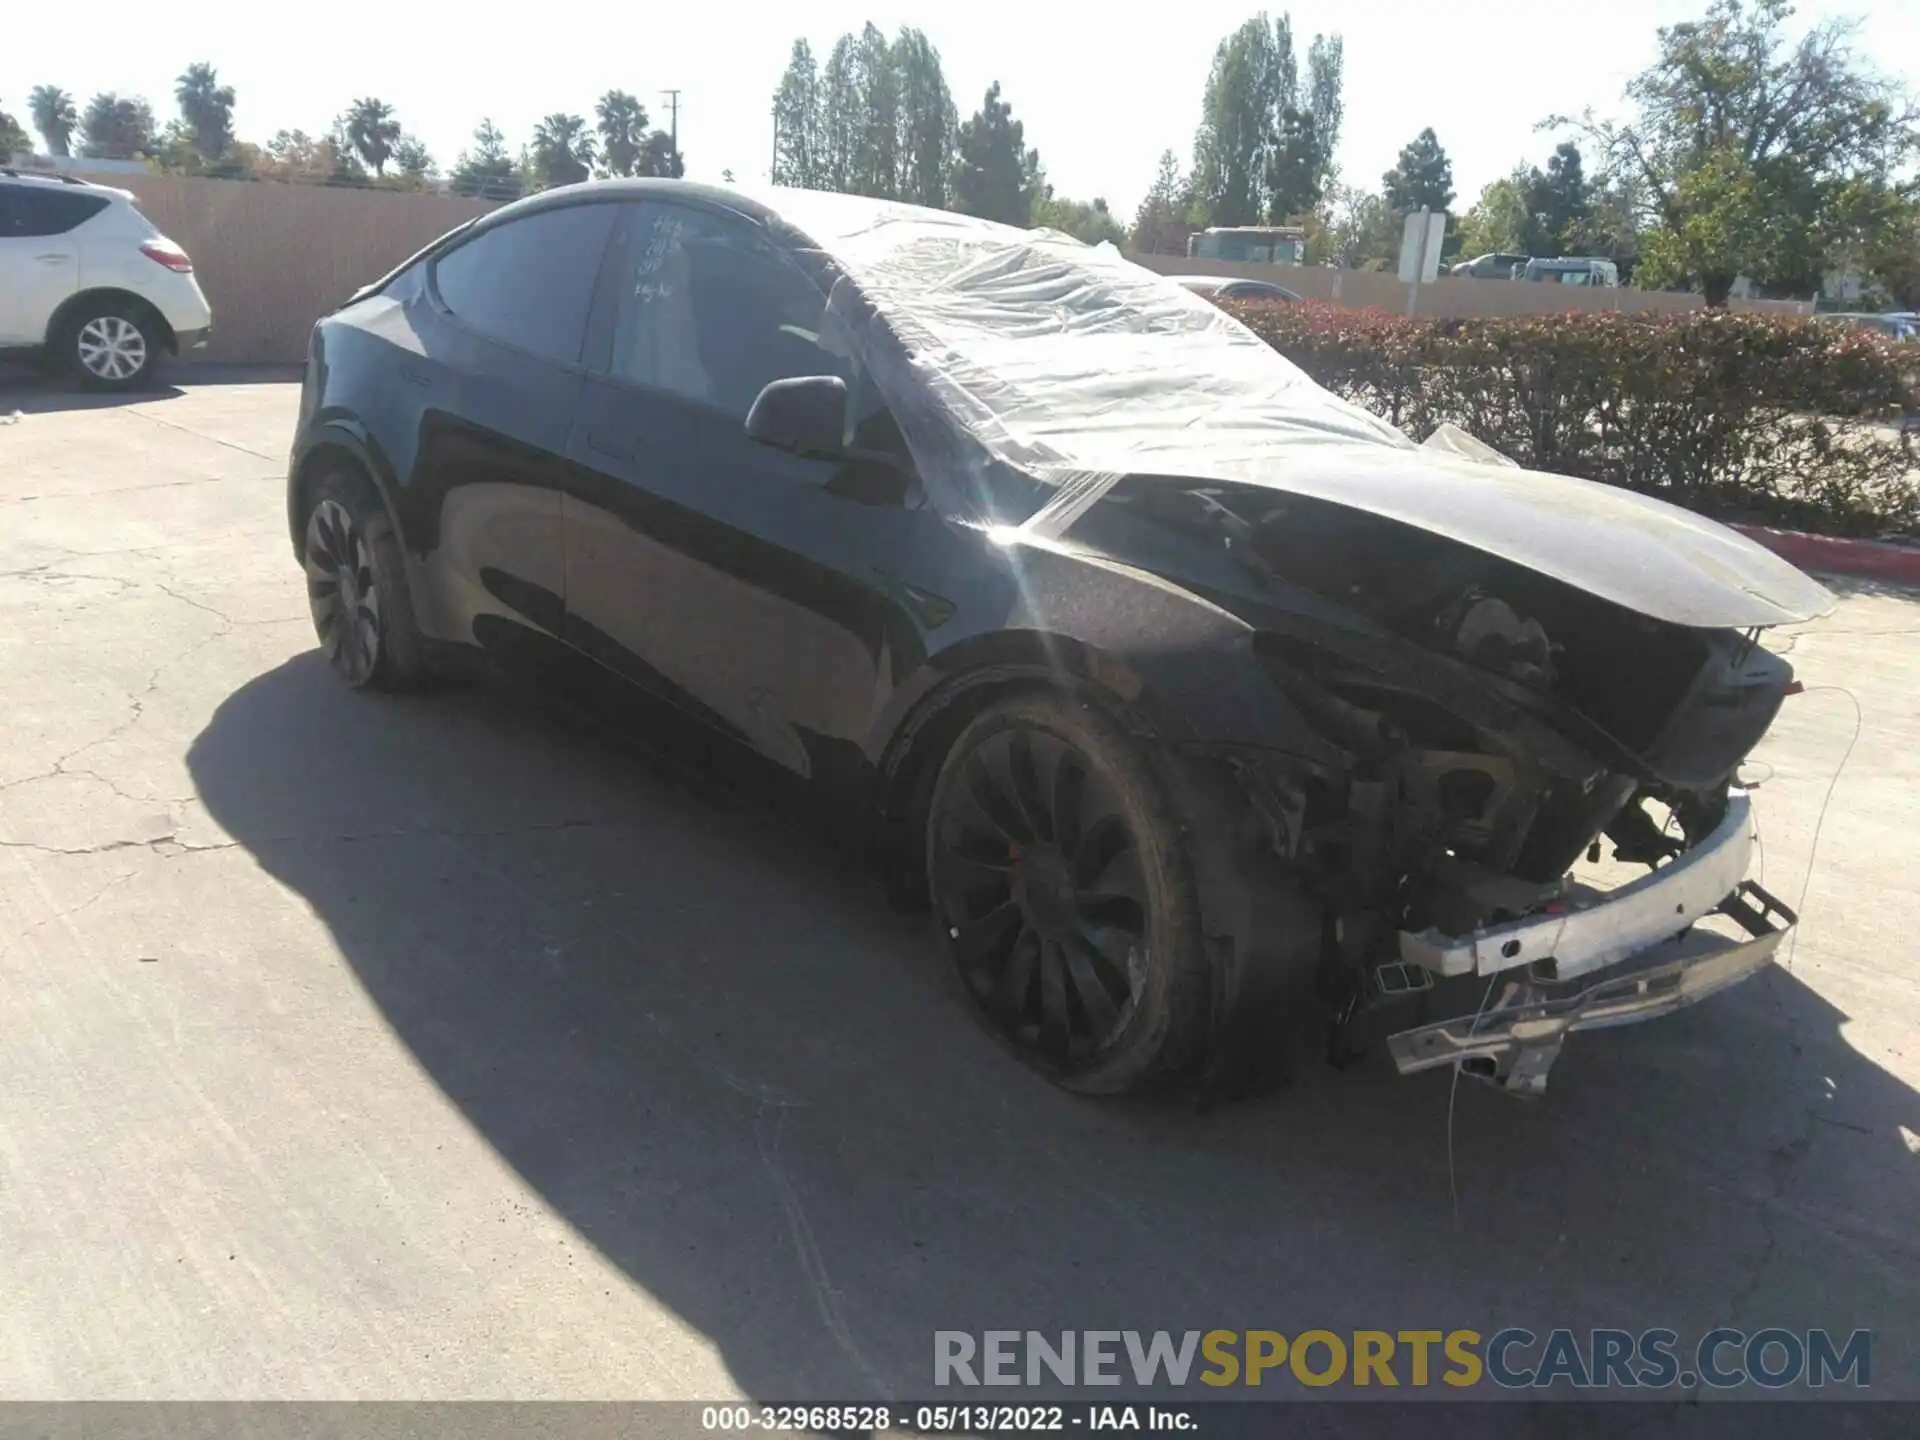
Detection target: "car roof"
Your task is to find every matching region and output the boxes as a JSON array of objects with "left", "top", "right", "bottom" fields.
[
  {"left": 0, "top": 168, "right": 129, "bottom": 198},
  {"left": 476, "top": 177, "right": 783, "bottom": 231}
]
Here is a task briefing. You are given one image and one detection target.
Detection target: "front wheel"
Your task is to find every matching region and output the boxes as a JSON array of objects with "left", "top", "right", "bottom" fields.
[{"left": 925, "top": 692, "right": 1211, "bottom": 1094}]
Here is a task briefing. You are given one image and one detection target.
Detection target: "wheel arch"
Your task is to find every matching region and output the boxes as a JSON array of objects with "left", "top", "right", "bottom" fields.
[
  {"left": 48, "top": 288, "right": 178, "bottom": 354},
  {"left": 288, "top": 423, "right": 406, "bottom": 565}
]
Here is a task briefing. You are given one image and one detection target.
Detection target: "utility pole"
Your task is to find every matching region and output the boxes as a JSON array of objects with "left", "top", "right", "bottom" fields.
[{"left": 660, "top": 89, "right": 681, "bottom": 177}]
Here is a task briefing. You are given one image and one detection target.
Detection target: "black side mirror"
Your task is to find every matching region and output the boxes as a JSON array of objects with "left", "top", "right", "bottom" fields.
[{"left": 745, "top": 375, "right": 849, "bottom": 456}]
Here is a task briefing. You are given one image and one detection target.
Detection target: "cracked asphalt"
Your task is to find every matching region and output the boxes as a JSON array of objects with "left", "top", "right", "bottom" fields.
[{"left": 1, "top": 376, "right": 1916, "bottom": 1404}]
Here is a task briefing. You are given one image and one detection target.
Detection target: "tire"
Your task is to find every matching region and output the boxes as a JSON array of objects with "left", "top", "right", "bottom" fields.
[
  {"left": 925, "top": 691, "right": 1211, "bottom": 1095},
  {"left": 58, "top": 297, "right": 163, "bottom": 391},
  {"left": 299, "top": 466, "right": 427, "bottom": 692}
]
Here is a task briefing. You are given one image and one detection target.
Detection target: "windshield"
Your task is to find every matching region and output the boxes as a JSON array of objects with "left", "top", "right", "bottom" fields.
[{"left": 755, "top": 187, "right": 1409, "bottom": 521}]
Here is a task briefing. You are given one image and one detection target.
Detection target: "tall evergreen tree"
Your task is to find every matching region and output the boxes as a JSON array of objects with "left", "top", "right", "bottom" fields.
[
  {"left": 771, "top": 40, "right": 823, "bottom": 187},
  {"left": 954, "top": 81, "right": 1042, "bottom": 227}
]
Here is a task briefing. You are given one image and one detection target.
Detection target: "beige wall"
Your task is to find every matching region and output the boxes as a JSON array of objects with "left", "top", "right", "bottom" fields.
[
  {"left": 85, "top": 172, "right": 498, "bottom": 364},
  {"left": 1127, "top": 252, "right": 1815, "bottom": 319},
  {"left": 74, "top": 171, "right": 1810, "bottom": 364}
]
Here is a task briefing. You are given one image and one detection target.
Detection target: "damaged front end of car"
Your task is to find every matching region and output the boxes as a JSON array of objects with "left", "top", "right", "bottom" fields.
[{"left": 1138, "top": 484, "right": 1817, "bottom": 1095}]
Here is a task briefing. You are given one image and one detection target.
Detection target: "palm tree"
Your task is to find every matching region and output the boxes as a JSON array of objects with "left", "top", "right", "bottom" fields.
[
  {"left": 29, "top": 85, "right": 77, "bottom": 156},
  {"left": 530, "top": 113, "right": 594, "bottom": 188},
  {"left": 343, "top": 97, "right": 402, "bottom": 177},
  {"left": 173, "top": 62, "right": 235, "bottom": 160},
  {"left": 595, "top": 90, "right": 648, "bottom": 177}
]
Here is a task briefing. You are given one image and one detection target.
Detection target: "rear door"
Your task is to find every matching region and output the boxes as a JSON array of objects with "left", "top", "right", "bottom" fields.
[
  {"left": 561, "top": 198, "right": 925, "bottom": 777},
  {"left": 404, "top": 199, "right": 620, "bottom": 668},
  {"left": 0, "top": 184, "right": 102, "bottom": 345}
]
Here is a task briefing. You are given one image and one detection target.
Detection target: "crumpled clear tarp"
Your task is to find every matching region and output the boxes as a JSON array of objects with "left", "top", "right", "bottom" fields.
[
  {"left": 749, "top": 186, "right": 1411, "bottom": 534},
  {"left": 741, "top": 187, "right": 1835, "bottom": 627}
]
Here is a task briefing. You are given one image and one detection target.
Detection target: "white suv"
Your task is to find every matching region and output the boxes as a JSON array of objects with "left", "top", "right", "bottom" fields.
[{"left": 0, "top": 170, "right": 213, "bottom": 390}]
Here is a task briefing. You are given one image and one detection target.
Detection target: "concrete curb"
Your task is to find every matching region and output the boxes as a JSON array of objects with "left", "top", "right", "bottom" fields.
[{"left": 1734, "top": 523, "right": 1920, "bottom": 586}]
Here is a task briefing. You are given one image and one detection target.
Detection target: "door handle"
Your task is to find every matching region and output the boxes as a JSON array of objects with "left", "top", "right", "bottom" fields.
[{"left": 33, "top": 254, "right": 71, "bottom": 264}]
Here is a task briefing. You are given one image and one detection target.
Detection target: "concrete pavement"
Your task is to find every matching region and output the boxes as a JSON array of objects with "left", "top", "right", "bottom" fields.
[{"left": 1, "top": 378, "right": 1916, "bottom": 1402}]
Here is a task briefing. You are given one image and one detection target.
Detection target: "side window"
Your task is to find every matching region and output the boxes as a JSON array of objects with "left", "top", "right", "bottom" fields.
[
  {"left": 430, "top": 203, "right": 617, "bottom": 366},
  {"left": 604, "top": 202, "right": 850, "bottom": 417},
  {"left": 0, "top": 187, "right": 109, "bottom": 238}
]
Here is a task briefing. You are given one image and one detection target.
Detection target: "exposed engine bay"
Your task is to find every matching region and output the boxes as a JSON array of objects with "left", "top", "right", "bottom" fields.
[{"left": 1112, "top": 481, "right": 1806, "bottom": 1093}]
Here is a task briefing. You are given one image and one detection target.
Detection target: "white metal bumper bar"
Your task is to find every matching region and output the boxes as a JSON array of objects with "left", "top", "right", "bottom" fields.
[
  {"left": 1387, "top": 880, "right": 1793, "bottom": 1094},
  {"left": 1399, "top": 789, "right": 1758, "bottom": 981}
]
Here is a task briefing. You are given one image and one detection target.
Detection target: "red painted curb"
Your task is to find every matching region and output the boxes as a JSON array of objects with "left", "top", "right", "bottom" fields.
[{"left": 1733, "top": 523, "right": 1920, "bottom": 586}]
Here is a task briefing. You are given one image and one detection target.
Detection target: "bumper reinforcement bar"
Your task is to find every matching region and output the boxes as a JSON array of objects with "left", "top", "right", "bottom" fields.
[{"left": 1386, "top": 880, "right": 1795, "bottom": 1094}]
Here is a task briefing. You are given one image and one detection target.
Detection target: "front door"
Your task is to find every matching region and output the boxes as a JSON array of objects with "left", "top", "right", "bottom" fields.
[
  {"left": 0, "top": 185, "right": 91, "bottom": 345},
  {"left": 562, "top": 198, "right": 926, "bottom": 780}
]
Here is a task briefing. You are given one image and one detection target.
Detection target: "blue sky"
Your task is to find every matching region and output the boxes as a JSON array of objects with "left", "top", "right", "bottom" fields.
[{"left": 9, "top": 0, "right": 1917, "bottom": 217}]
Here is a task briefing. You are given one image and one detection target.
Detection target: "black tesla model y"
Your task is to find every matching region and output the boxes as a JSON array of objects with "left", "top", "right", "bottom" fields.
[{"left": 288, "top": 179, "right": 1830, "bottom": 1099}]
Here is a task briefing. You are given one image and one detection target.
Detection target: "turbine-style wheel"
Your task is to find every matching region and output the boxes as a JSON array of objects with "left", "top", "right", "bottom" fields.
[
  {"left": 299, "top": 467, "right": 426, "bottom": 692},
  {"left": 926, "top": 692, "right": 1209, "bottom": 1093},
  {"left": 305, "top": 498, "right": 382, "bottom": 687}
]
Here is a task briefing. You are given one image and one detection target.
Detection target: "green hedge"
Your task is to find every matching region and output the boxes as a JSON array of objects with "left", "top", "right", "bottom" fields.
[{"left": 1224, "top": 300, "right": 1920, "bottom": 539}]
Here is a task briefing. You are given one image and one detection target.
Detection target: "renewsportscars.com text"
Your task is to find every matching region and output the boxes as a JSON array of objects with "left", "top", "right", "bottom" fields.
[{"left": 933, "top": 1328, "right": 1872, "bottom": 1391}]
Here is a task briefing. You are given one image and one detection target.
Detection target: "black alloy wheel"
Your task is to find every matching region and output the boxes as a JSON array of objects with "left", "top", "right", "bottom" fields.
[
  {"left": 305, "top": 497, "right": 383, "bottom": 687},
  {"left": 299, "top": 467, "right": 426, "bottom": 692},
  {"left": 926, "top": 693, "right": 1209, "bottom": 1092}
]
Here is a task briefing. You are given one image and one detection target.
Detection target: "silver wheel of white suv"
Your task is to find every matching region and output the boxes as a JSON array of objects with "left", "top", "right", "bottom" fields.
[{"left": 61, "top": 303, "right": 160, "bottom": 391}]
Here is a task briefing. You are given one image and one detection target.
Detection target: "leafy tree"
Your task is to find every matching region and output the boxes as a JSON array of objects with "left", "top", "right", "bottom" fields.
[
  {"left": 29, "top": 86, "right": 77, "bottom": 157},
  {"left": 449, "top": 118, "right": 522, "bottom": 200},
  {"left": 771, "top": 39, "right": 823, "bottom": 187},
  {"left": 1322, "top": 184, "right": 1401, "bottom": 269},
  {"left": 1191, "top": 13, "right": 1343, "bottom": 227},
  {"left": 820, "top": 34, "right": 860, "bottom": 193},
  {"left": 782, "top": 25, "right": 956, "bottom": 202},
  {"left": 1554, "top": 0, "right": 1916, "bottom": 305},
  {"left": 1457, "top": 168, "right": 1533, "bottom": 258},
  {"left": 174, "top": 63, "right": 235, "bottom": 161},
  {"left": 1033, "top": 191, "right": 1126, "bottom": 246},
  {"left": 342, "top": 97, "right": 401, "bottom": 177},
  {"left": 850, "top": 21, "right": 900, "bottom": 198},
  {"left": 596, "top": 89, "right": 649, "bottom": 178},
  {"left": 0, "top": 103, "right": 28, "bottom": 159},
  {"left": 1192, "top": 16, "right": 1279, "bottom": 226},
  {"left": 1381, "top": 127, "right": 1454, "bottom": 214},
  {"left": 80, "top": 92, "right": 156, "bottom": 159},
  {"left": 892, "top": 26, "right": 956, "bottom": 208},
  {"left": 637, "top": 129, "right": 683, "bottom": 178},
  {"left": 530, "top": 113, "right": 595, "bottom": 188},
  {"left": 953, "top": 81, "right": 1042, "bottom": 227},
  {"left": 1304, "top": 35, "right": 1343, "bottom": 197},
  {"left": 1132, "top": 149, "right": 1202, "bottom": 254},
  {"left": 1528, "top": 141, "right": 1592, "bottom": 253},
  {"left": 1857, "top": 194, "right": 1919, "bottom": 308},
  {"left": 392, "top": 135, "right": 435, "bottom": 186}
]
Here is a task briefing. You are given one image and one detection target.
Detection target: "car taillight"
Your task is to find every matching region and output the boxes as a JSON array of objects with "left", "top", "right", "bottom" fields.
[{"left": 140, "top": 239, "right": 194, "bottom": 273}]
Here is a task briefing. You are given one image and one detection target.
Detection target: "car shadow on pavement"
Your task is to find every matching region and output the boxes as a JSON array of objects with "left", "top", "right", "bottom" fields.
[{"left": 185, "top": 654, "right": 1920, "bottom": 1406}]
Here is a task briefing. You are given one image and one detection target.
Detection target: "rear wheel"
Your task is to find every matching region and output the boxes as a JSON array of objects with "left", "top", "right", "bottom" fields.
[
  {"left": 300, "top": 467, "right": 427, "bottom": 691},
  {"left": 59, "top": 298, "right": 162, "bottom": 391},
  {"left": 925, "top": 692, "right": 1210, "bottom": 1094}
]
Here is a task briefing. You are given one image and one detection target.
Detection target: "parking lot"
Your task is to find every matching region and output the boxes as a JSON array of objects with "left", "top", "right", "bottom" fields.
[{"left": 1, "top": 375, "right": 1916, "bottom": 1401}]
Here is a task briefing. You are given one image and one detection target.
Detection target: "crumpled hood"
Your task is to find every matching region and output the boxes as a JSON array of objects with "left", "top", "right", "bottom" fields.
[{"left": 1083, "top": 434, "right": 1839, "bottom": 630}]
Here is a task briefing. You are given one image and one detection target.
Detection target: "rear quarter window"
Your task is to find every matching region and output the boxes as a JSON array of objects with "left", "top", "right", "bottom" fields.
[{"left": 0, "top": 187, "right": 112, "bottom": 238}]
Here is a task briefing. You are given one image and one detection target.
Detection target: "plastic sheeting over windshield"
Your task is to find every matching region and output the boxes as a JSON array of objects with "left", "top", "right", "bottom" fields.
[
  {"left": 744, "top": 188, "right": 1833, "bottom": 626},
  {"left": 748, "top": 187, "right": 1411, "bottom": 534}
]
